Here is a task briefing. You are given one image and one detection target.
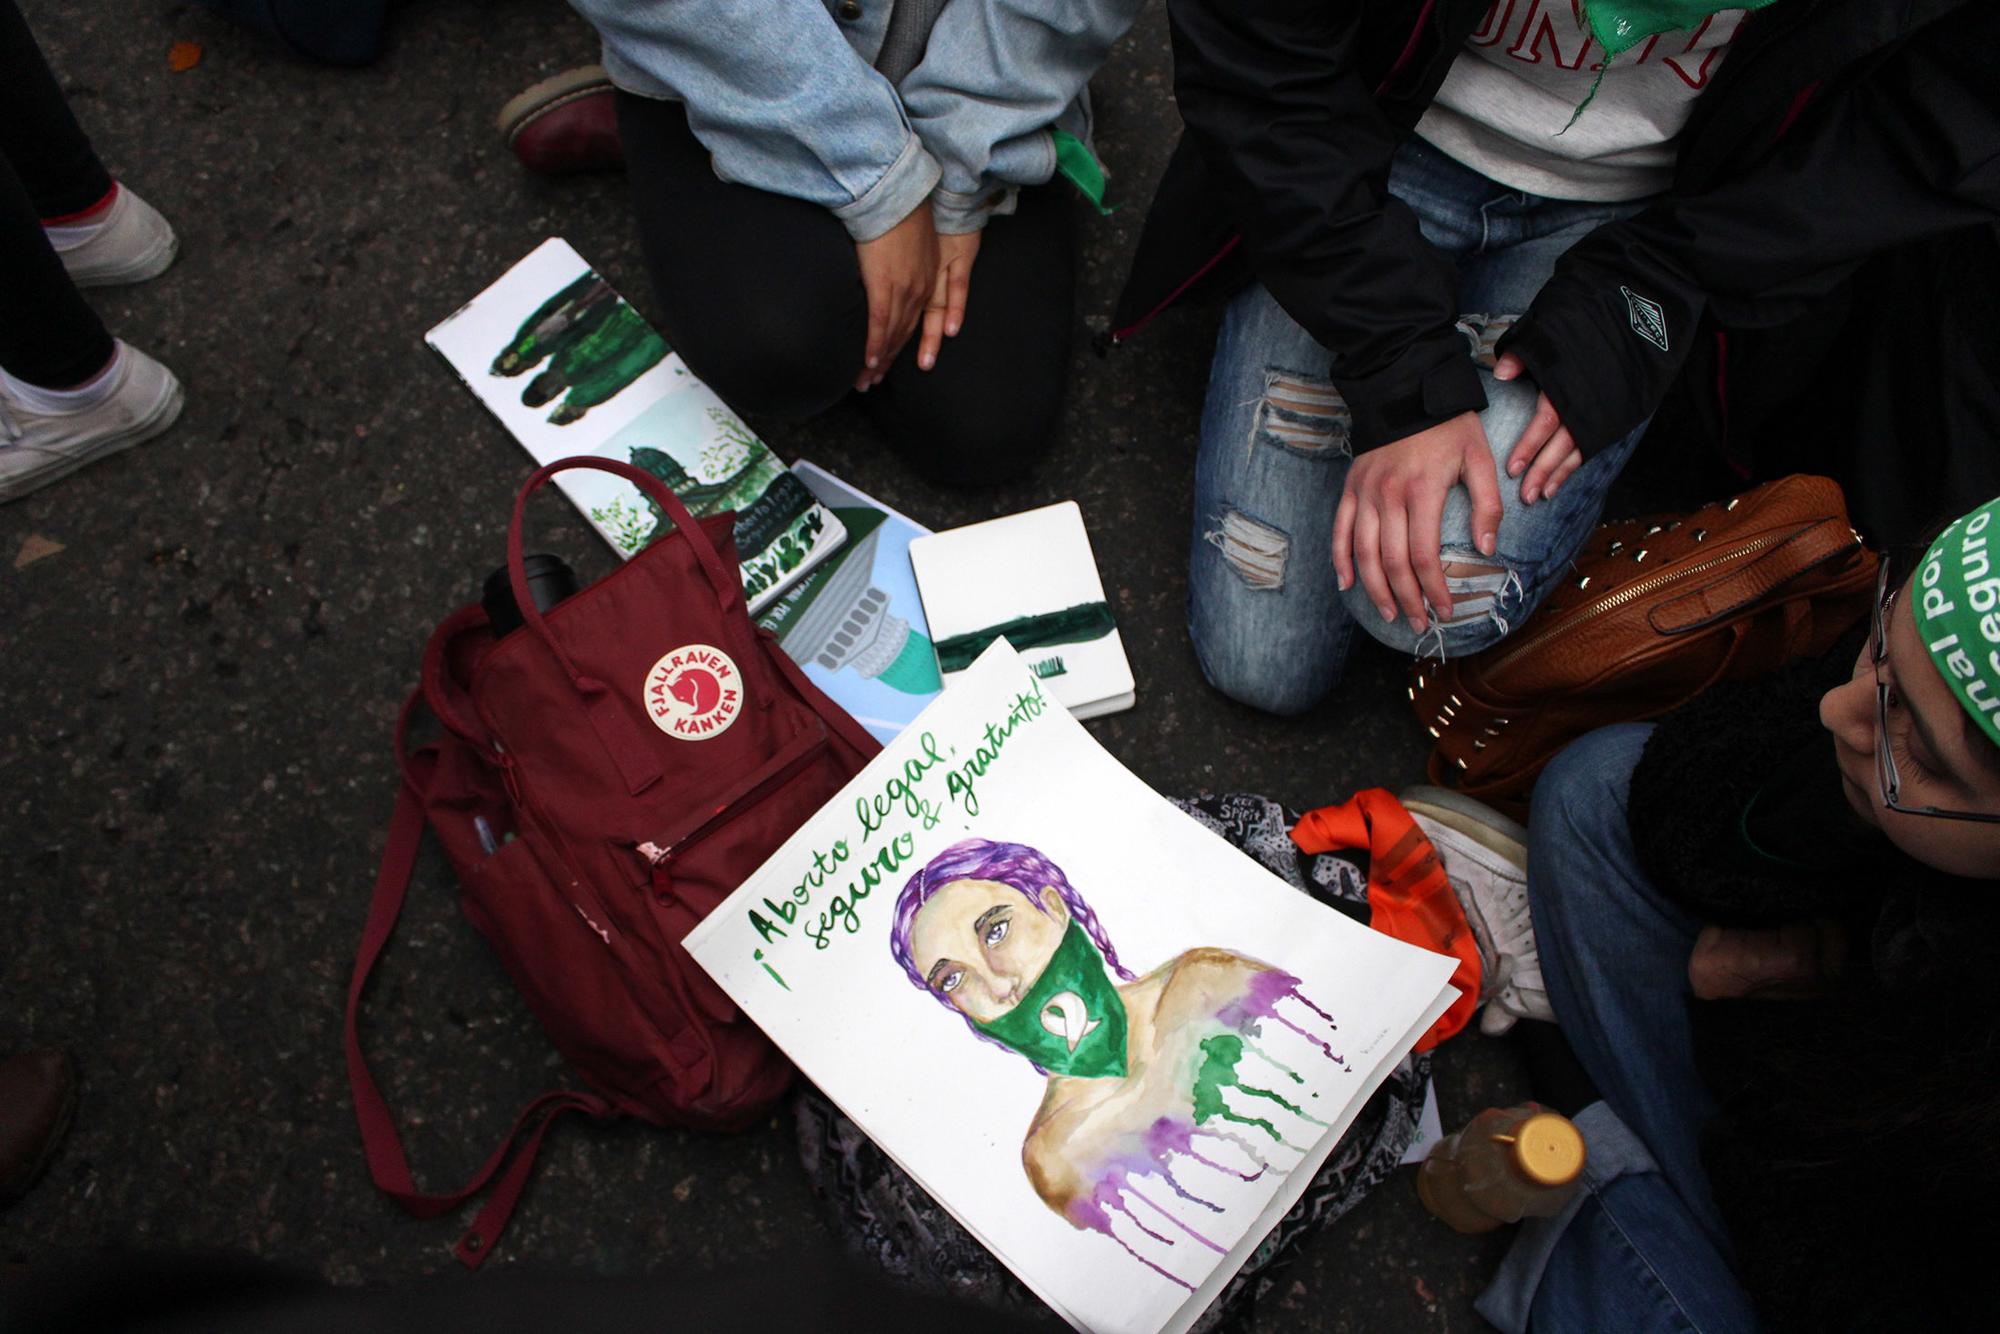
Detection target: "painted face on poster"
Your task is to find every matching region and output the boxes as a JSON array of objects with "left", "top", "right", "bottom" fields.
[{"left": 683, "top": 645, "right": 1458, "bottom": 1334}]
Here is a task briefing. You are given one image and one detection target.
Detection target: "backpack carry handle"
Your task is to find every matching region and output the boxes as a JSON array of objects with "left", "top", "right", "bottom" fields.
[
  {"left": 505, "top": 456, "right": 768, "bottom": 795},
  {"left": 506, "top": 456, "right": 741, "bottom": 678}
]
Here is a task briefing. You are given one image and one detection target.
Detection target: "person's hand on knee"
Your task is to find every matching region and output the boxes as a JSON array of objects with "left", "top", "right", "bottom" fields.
[
  {"left": 917, "top": 229, "right": 981, "bottom": 372},
  {"left": 1688, "top": 920, "right": 1847, "bottom": 1000},
  {"left": 1332, "top": 412, "right": 1503, "bottom": 632},
  {"left": 1494, "top": 352, "right": 1582, "bottom": 504},
  {"left": 854, "top": 205, "right": 940, "bottom": 391}
]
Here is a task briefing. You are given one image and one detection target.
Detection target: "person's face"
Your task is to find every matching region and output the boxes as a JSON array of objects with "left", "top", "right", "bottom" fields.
[
  {"left": 909, "top": 879, "right": 1070, "bottom": 1024},
  {"left": 1819, "top": 570, "right": 2000, "bottom": 877}
]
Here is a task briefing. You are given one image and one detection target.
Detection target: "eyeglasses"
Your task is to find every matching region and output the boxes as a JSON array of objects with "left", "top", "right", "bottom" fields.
[{"left": 1872, "top": 555, "right": 2000, "bottom": 823}]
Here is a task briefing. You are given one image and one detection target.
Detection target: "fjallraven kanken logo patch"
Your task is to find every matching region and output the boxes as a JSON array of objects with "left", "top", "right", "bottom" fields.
[
  {"left": 643, "top": 644, "right": 743, "bottom": 739},
  {"left": 1621, "top": 286, "right": 1669, "bottom": 352}
]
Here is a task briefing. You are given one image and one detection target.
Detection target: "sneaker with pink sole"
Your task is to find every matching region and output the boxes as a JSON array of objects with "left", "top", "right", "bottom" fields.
[{"left": 45, "top": 182, "right": 179, "bottom": 288}]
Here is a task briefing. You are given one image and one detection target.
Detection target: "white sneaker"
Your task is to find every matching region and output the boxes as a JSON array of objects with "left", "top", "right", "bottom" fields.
[
  {"left": 0, "top": 344, "right": 184, "bottom": 503},
  {"left": 1400, "top": 786, "right": 1553, "bottom": 1035},
  {"left": 46, "top": 184, "right": 179, "bottom": 287}
]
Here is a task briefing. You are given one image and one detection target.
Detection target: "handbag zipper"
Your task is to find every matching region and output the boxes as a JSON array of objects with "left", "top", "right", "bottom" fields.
[{"left": 1481, "top": 530, "right": 1800, "bottom": 674}]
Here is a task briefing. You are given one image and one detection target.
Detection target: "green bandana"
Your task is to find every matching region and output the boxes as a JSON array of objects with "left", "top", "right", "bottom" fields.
[
  {"left": 973, "top": 920, "right": 1129, "bottom": 1079},
  {"left": 1915, "top": 495, "right": 2000, "bottom": 749},
  {"left": 1567, "top": 1, "right": 1778, "bottom": 126},
  {"left": 1582, "top": 0, "right": 1774, "bottom": 60},
  {"left": 1050, "top": 130, "right": 1115, "bottom": 217}
]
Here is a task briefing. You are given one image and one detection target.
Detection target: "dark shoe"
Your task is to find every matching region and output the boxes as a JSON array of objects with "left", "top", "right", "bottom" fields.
[
  {"left": 0, "top": 1050, "right": 77, "bottom": 1202},
  {"left": 498, "top": 66, "right": 624, "bottom": 176}
]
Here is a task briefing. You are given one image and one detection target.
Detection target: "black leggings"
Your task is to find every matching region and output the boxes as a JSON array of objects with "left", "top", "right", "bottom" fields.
[
  {"left": 0, "top": 0, "right": 114, "bottom": 387},
  {"left": 616, "top": 92, "right": 1076, "bottom": 487}
]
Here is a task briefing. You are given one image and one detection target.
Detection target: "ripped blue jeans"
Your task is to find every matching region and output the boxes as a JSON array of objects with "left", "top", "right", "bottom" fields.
[{"left": 1189, "top": 139, "right": 1649, "bottom": 715}]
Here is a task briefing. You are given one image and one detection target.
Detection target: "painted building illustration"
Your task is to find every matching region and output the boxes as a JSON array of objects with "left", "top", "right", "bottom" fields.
[{"left": 766, "top": 507, "right": 936, "bottom": 696}]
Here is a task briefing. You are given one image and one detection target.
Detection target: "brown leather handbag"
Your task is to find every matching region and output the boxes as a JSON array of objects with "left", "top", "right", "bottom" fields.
[{"left": 1411, "top": 474, "right": 1878, "bottom": 819}]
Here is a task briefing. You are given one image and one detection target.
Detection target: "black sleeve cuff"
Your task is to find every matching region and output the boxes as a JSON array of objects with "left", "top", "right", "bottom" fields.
[
  {"left": 1498, "top": 309, "right": 1658, "bottom": 459},
  {"left": 1338, "top": 343, "right": 1487, "bottom": 452}
]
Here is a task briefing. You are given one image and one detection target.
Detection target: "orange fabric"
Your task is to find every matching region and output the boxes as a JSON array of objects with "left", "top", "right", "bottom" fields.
[{"left": 1291, "top": 789, "right": 1481, "bottom": 1051}]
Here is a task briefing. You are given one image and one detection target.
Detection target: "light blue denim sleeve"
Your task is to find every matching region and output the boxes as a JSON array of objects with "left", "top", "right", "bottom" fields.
[
  {"left": 899, "top": 0, "right": 1145, "bottom": 234},
  {"left": 571, "top": 0, "right": 941, "bottom": 241}
]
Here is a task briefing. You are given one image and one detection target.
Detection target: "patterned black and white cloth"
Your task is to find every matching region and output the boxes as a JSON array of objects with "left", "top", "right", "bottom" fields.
[{"left": 793, "top": 792, "right": 1430, "bottom": 1330}]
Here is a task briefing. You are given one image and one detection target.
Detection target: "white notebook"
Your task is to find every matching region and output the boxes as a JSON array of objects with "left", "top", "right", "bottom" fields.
[{"left": 909, "top": 501, "right": 1135, "bottom": 718}]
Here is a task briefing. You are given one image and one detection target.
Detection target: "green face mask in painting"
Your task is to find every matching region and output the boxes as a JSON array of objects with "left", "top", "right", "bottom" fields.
[{"left": 973, "top": 920, "right": 1129, "bottom": 1079}]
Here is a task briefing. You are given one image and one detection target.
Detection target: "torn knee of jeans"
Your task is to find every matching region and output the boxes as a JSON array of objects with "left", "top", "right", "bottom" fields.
[
  {"left": 1251, "top": 368, "right": 1351, "bottom": 459},
  {"left": 1205, "top": 507, "right": 1288, "bottom": 591},
  {"left": 1455, "top": 314, "right": 1521, "bottom": 370},
  {"left": 1432, "top": 556, "right": 1524, "bottom": 629}
]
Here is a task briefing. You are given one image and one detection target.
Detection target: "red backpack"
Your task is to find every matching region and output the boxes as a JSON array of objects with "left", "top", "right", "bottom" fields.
[{"left": 344, "top": 458, "right": 879, "bottom": 1266}]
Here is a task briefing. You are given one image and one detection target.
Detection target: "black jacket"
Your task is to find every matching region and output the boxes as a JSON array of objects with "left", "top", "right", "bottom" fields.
[
  {"left": 1114, "top": 0, "right": 1996, "bottom": 458},
  {"left": 1625, "top": 647, "right": 2000, "bottom": 1330}
]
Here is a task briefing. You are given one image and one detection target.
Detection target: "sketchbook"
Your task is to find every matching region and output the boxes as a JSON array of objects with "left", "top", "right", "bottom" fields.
[
  {"left": 909, "top": 501, "right": 1136, "bottom": 719},
  {"left": 684, "top": 643, "right": 1460, "bottom": 1334},
  {"left": 425, "top": 238, "right": 845, "bottom": 612},
  {"left": 755, "top": 461, "right": 942, "bottom": 745}
]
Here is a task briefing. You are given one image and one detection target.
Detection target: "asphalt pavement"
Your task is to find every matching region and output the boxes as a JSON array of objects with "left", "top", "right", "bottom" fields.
[{"left": 0, "top": 3, "right": 1532, "bottom": 1328}]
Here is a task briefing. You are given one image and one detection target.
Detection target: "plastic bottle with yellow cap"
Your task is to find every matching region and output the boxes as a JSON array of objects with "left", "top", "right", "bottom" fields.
[{"left": 1415, "top": 1103, "right": 1587, "bottom": 1234}]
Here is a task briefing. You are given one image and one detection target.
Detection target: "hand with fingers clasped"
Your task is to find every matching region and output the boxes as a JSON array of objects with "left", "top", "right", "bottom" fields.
[
  {"left": 1331, "top": 353, "right": 1583, "bottom": 631},
  {"left": 853, "top": 204, "right": 940, "bottom": 392}
]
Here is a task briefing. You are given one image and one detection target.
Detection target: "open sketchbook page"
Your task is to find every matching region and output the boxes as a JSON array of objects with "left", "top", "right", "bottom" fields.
[
  {"left": 755, "top": 461, "right": 941, "bottom": 745},
  {"left": 910, "top": 502, "right": 1136, "bottom": 719},
  {"left": 686, "top": 644, "right": 1459, "bottom": 1333},
  {"left": 426, "top": 238, "right": 845, "bottom": 611}
]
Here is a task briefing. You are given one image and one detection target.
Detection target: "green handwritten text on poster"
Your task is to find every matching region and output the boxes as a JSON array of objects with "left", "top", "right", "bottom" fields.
[{"left": 745, "top": 678, "right": 1053, "bottom": 985}]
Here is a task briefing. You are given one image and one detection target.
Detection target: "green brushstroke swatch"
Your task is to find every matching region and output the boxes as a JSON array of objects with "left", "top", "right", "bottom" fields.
[{"left": 935, "top": 601, "right": 1117, "bottom": 674}]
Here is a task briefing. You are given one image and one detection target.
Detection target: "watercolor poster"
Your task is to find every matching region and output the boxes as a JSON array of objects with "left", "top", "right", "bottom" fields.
[
  {"left": 426, "top": 238, "right": 845, "bottom": 611},
  {"left": 910, "top": 502, "right": 1135, "bottom": 719},
  {"left": 756, "top": 461, "right": 941, "bottom": 745},
  {"left": 684, "top": 644, "right": 1459, "bottom": 1334}
]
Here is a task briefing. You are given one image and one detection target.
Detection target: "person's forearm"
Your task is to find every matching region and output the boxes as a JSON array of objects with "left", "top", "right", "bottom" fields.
[
  {"left": 900, "top": 0, "right": 1146, "bottom": 234},
  {"left": 571, "top": 0, "right": 939, "bottom": 240},
  {"left": 1500, "top": 2, "right": 2000, "bottom": 454}
]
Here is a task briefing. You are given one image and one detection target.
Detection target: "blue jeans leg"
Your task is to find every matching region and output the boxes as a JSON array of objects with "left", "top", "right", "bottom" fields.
[
  {"left": 1475, "top": 724, "right": 1759, "bottom": 1333},
  {"left": 1527, "top": 724, "right": 1721, "bottom": 1203},
  {"left": 1187, "top": 299, "right": 1644, "bottom": 712},
  {"left": 1186, "top": 140, "right": 1648, "bottom": 713},
  {"left": 1479, "top": 1101, "right": 1759, "bottom": 1334},
  {"left": 1185, "top": 289, "right": 1360, "bottom": 715}
]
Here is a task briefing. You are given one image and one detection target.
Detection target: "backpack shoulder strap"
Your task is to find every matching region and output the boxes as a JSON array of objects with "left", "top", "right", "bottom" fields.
[{"left": 343, "top": 693, "right": 612, "bottom": 1266}]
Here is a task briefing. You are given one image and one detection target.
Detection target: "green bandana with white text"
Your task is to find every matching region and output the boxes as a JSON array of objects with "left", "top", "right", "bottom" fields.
[
  {"left": 1915, "top": 495, "right": 2000, "bottom": 750},
  {"left": 973, "top": 920, "right": 1129, "bottom": 1079}
]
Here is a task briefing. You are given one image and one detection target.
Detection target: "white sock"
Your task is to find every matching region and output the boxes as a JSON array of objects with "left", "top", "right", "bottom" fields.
[
  {"left": 0, "top": 343, "right": 126, "bottom": 414},
  {"left": 42, "top": 185, "right": 119, "bottom": 245}
]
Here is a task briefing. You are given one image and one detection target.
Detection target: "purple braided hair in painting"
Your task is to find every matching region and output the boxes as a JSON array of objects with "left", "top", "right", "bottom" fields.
[{"left": 890, "top": 839, "right": 1135, "bottom": 1068}]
